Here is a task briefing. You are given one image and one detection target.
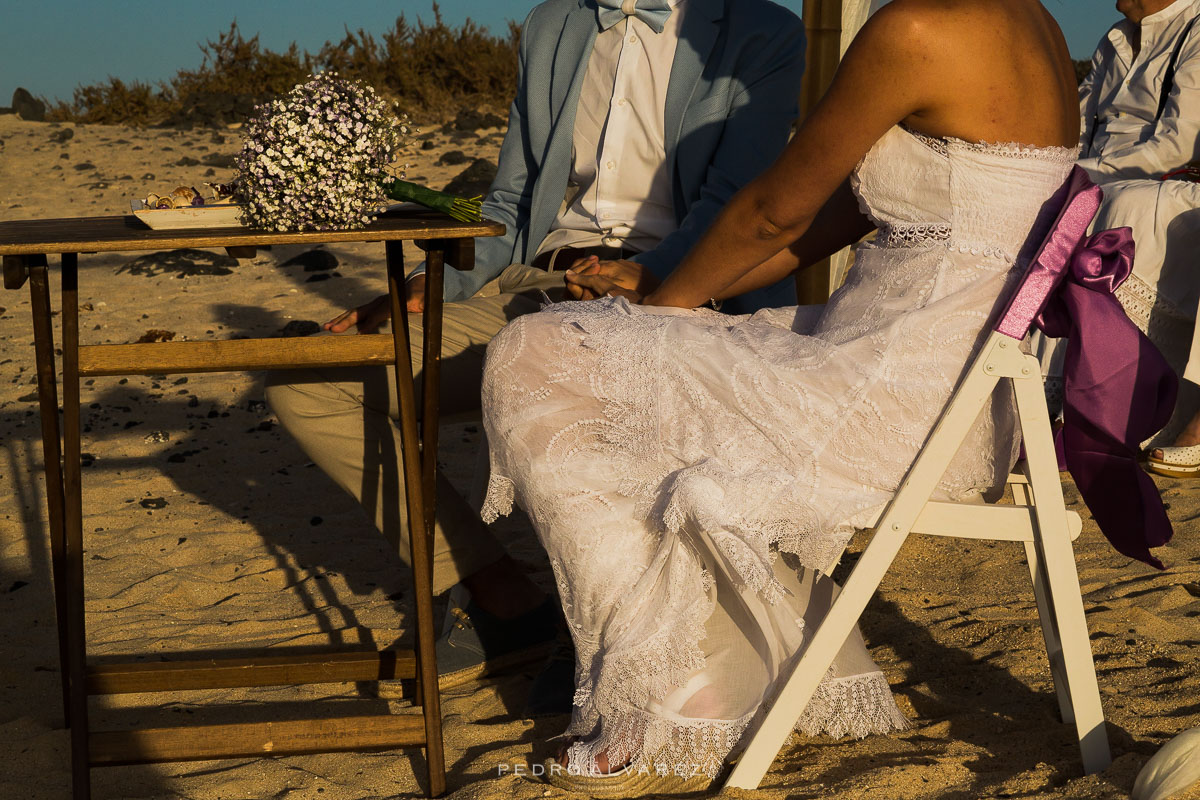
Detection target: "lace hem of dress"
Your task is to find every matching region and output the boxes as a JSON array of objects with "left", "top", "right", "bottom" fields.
[
  {"left": 563, "top": 670, "right": 908, "bottom": 779},
  {"left": 481, "top": 473, "right": 514, "bottom": 524}
]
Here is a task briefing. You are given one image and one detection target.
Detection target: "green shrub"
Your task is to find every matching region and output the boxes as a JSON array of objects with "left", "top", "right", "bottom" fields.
[{"left": 46, "top": 4, "right": 518, "bottom": 127}]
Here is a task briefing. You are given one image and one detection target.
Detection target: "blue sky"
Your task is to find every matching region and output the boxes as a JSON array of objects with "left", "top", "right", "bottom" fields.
[{"left": 1, "top": 1, "right": 1113, "bottom": 108}]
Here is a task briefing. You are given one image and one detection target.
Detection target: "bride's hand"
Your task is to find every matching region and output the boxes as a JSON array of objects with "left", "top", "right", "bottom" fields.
[
  {"left": 564, "top": 257, "right": 659, "bottom": 301},
  {"left": 564, "top": 268, "right": 644, "bottom": 303}
]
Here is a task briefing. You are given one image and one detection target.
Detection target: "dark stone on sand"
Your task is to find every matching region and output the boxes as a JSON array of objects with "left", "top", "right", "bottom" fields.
[
  {"left": 141, "top": 173, "right": 155, "bottom": 180},
  {"left": 18, "top": 391, "right": 39, "bottom": 402},
  {"left": 118, "top": 248, "right": 237, "bottom": 278},
  {"left": 175, "top": 156, "right": 201, "bottom": 167},
  {"left": 421, "top": 140, "right": 436, "bottom": 151},
  {"left": 310, "top": 516, "right": 323, "bottom": 526},
  {"left": 51, "top": 128, "right": 75, "bottom": 143},
  {"left": 203, "top": 168, "right": 216, "bottom": 177},
  {"left": 73, "top": 162, "right": 95, "bottom": 171},
  {"left": 161, "top": 91, "right": 261, "bottom": 129},
  {"left": 7, "top": 580, "right": 29, "bottom": 593},
  {"left": 305, "top": 274, "right": 330, "bottom": 283},
  {"left": 443, "top": 159, "right": 498, "bottom": 198},
  {"left": 139, "top": 497, "right": 168, "bottom": 509},
  {"left": 448, "top": 109, "right": 506, "bottom": 132},
  {"left": 438, "top": 150, "right": 469, "bottom": 166},
  {"left": 12, "top": 88, "right": 45, "bottom": 122},
  {"left": 281, "top": 249, "right": 338, "bottom": 272},
  {"left": 201, "top": 153, "right": 236, "bottom": 168},
  {"left": 210, "top": 133, "right": 226, "bottom": 144},
  {"left": 277, "top": 320, "right": 320, "bottom": 337}
]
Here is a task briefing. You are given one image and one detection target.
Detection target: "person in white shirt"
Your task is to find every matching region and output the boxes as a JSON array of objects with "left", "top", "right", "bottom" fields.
[
  {"left": 264, "top": 0, "right": 806, "bottom": 691},
  {"left": 1055, "top": 0, "right": 1200, "bottom": 473}
]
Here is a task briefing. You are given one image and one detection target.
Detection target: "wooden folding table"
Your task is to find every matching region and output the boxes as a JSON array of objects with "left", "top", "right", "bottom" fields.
[{"left": 0, "top": 209, "right": 504, "bottom": 799}]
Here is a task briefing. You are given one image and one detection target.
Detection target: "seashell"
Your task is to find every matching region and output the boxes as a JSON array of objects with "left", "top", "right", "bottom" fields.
[
  {"left": 155, "top": 196, "right": 175, "bottom": 209},
  {"left": 169, "top": 195, "right": 192, "bottom": 209},
  {"left": 170, "top": 186, "right": 197, "bottom": 201},
  {"left": 144, "top": 193, "right": 160, "bottom": 208}
]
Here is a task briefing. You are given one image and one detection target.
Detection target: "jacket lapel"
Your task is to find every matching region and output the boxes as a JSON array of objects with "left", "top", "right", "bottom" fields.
[
  {"left": 528, "top": 1, "right": 600, "bottom": 256},
  {"left": 664, "top": 0, "right": 723, "bottom": 168}
]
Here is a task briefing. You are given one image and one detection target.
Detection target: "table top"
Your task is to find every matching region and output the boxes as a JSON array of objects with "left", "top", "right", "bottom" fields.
[{"left": 0, "top": 209, "right": 504, "bottom": 256}]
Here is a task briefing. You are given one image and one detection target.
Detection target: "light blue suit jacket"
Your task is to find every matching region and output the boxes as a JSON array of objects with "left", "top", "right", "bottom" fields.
[{"left": 425, "top": 0, "right": 806, "bottom": 315}]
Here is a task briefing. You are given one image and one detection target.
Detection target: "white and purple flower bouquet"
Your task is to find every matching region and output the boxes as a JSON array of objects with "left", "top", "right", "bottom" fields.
[{"left": 234, "top": 72, "right": 482, "bottom": 231}]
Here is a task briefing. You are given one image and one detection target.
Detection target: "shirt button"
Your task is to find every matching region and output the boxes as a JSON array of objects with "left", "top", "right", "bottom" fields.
[
  {"left": 629, "top": 34, "right": 638, "bottom": 44},
  {"left": 617, "top": 98, "right": 628, "bottom": 107},
  {"left": 606, "top": 160, "right": 615, "bottom": 170}
]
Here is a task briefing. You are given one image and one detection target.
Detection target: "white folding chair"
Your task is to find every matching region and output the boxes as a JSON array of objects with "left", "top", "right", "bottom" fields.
[{"left": 727, "top": 173, "right": 1114, "bottom": 789}]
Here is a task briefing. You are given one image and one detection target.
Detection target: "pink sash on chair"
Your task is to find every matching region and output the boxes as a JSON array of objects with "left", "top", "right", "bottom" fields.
[{"left": 996, "top": 166, "right": 1177, "bottom": 568}]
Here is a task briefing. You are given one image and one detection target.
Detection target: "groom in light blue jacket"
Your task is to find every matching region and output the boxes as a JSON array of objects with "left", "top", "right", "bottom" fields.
[
  {"left": 416, "top": 0, "right": 807, "bottom": 314},
  {"left": 267, "top": 0, "right": 805, "bottom": 690}
]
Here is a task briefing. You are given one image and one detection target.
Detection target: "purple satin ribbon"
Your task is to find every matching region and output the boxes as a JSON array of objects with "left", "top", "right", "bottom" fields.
[{"left": 1008, "top": 168, "right": 1177, "bottom": 568}]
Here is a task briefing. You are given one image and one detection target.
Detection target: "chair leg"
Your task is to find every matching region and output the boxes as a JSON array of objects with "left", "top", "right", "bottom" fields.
[
  {"left": 1023, "top": 538, "right": 1075, "bottom": 724},
  {"left": 1011, "top": 482, "right": 1075, "bottom": 725},
  {"left": 725, "top": 527, "right": 908, "bottom": 790},
  {"left": 1013, "top": 377, "right": 1110, "bottom": 774}
]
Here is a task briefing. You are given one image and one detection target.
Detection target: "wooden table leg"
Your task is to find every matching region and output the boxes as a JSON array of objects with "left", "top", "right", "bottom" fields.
[
  {"left": 419, "top": 247, "right": 444, "bottom": 549},
  {"left": 385, "top": 241, "right": 446, "bottom": 797},
  {"left": 59, "top": 252, "right": 92, "bottom": 800},
  {"left": 28, "top": 262, "right": 71, "bottom": 727}
]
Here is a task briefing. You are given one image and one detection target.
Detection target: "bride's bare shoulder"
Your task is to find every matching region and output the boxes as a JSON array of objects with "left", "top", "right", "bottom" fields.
[{"left": 858, "top": 0, "right": 1050, "bottom": 51}]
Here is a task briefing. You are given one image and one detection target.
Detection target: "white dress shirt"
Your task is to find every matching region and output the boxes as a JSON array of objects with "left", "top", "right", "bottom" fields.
[
  {"left": 537, "top": 0, "right": 685, "bottom": 258},
  {"left": 1078, "top": 0, "right": 1200, "bottom": 180}
]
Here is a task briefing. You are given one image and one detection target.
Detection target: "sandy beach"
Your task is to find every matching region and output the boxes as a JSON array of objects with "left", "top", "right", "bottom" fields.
[{"left": 1, "top": 112, "right": 1198, "bottom": 800}]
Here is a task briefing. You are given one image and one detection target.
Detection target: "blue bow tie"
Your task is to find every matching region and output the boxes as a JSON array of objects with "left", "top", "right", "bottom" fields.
[{"left": 596, "top": 0, "right": 674, "bottom": 34}]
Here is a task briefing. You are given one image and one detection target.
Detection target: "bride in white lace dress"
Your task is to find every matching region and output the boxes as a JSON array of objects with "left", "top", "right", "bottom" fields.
[{"left": 480, "top": 0, "right": 1081, "bottom": 786}]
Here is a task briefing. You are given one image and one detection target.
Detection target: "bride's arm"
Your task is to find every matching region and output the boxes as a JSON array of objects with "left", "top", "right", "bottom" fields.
[
  {"left": 713, "top": 179, "right": 875, "bottom": 301},
  {"left": 591, "top": 0, "right": 1076, "bottom": 310},
  {"left": 641, "top": 2, "right": 969, "bottom": 310}
]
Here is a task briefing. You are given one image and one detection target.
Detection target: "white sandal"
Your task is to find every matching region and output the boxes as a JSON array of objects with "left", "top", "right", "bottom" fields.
[{"left": 1147, "top": 443, "right": 1200, "bottom": 479}]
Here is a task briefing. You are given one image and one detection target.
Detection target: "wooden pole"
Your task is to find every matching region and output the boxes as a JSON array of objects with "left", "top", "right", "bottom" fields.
[{"left": 795, "top": 0, "right": 843, "bottom": 305}]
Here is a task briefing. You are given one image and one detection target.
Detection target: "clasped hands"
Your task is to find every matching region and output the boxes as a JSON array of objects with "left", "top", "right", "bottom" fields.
[
  {"left": 323, "top": 258, "right": 661, "bottom": 335},
  {"left": 564, "top": 256, "right": 660, "bottom": 303}
]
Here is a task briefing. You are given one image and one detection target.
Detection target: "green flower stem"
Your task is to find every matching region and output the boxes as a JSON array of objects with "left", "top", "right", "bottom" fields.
[{"left": 384, "top": 178, "right": 483, "bottom": 223}]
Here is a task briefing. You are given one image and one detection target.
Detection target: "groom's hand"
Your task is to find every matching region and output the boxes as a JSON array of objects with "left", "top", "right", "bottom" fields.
[
  {"left": 322, "top": 276, "right": 426, "bottom": 334},
  {"left": 565, "top": 266, "right": 645, "bottom": 304},
  {"left": 564, "top": 258, "right": 660, "bottom": 301}
]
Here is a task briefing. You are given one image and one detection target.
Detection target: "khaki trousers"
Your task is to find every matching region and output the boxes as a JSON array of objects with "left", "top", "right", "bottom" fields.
[{"left": 264, "top": 263, "right": 567, "bottom": 594}]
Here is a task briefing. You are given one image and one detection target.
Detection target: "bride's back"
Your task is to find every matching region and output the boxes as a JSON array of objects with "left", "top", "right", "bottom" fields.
[
  {"left": 890, "top": 0, "right": 1079, "bottom": 148},
  {"left": 752, "top": 0, "right": 1079, "bottom": 232}
]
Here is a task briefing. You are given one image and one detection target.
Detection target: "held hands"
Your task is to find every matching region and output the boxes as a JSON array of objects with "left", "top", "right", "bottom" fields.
[
  {"left": 322, "top": 274, "right": 426, "bottom": 334},
  {"left": 564, "top": 257, "right": 660, "bottom": 303}
]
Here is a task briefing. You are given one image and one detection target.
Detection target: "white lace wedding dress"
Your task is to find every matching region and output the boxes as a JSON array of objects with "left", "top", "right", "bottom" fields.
[{"left": 480, "top": 125, "right": 1078, "bottom": 778}]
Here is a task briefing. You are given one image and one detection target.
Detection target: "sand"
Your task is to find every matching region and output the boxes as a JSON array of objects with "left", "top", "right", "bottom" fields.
[{"left": 0, "top": 113, "right": 1197, "bottom": 800}]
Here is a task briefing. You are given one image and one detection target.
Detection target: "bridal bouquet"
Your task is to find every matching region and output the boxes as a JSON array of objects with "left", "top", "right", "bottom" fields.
[{"left": 234, "top": 72, "right": 482, "bottom": 231}]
